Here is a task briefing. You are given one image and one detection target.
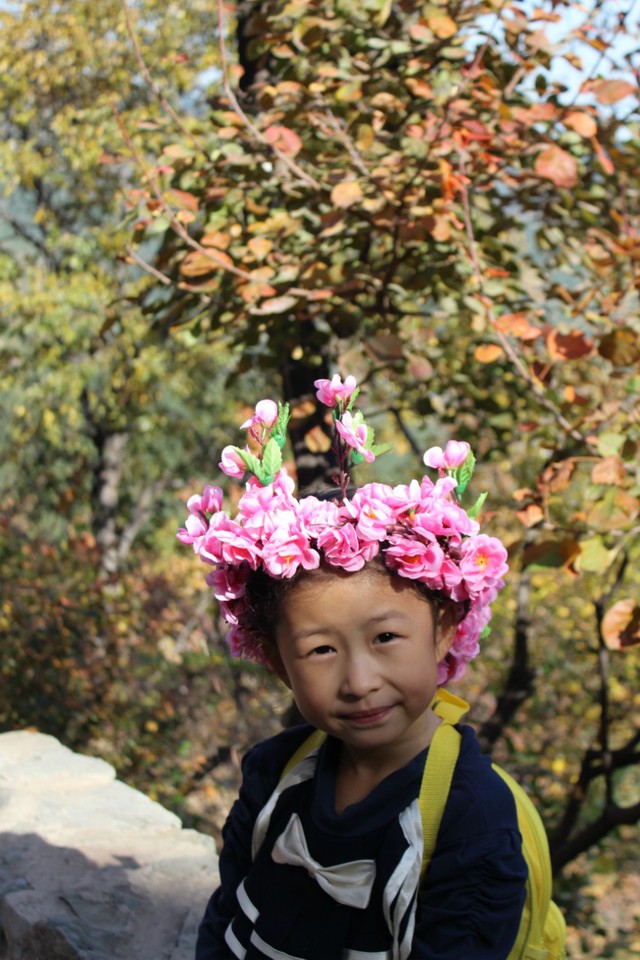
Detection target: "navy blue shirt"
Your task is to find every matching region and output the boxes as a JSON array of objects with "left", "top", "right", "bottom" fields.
[{"left": 196, "top": 723, "right": 527, "bottom": 960}]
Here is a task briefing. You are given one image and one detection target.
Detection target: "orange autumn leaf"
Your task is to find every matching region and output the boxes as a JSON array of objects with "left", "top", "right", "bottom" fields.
[
  {"left": 546, "top": 329, "right": 593, "bottom": 361},
  {"left": 474, "top": 343, "right": 503, "bottom": 363},
  {"left": 516, "top": 503, "right": 544, "bottom": 528},
  {"left": 535, "top": 145, "right": 578, "bottom": 189},
  {"left": 602, "top": 598, "right": 640, "bottom": 650},
  {"left": 591, "top": 456, "right": 626, "bottom": 486},
  {"left": 589, "top": 79, "right": 637, "bottom": 105},
  {"left": 564, "top": 110, "right": 597, "bottom": 138},
  {"left": 180, "top": 249, "right": 233, "bottom": 276},
  {"left": 494, "top": 312, "right": 542, "bottom": 340},
  {"left": 263, "top": 124, "right": 303, "bottom": 157},
  {"left": 592, "top": 137, "right": 615, "bottom": 176}
]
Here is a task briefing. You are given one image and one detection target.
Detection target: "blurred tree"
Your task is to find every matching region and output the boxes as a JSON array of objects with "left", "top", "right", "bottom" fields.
[{"left": 123, "top": 0, "right": 640, "bottom": 874}]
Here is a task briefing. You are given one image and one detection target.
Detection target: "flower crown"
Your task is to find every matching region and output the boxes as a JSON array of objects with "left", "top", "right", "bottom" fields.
[{"left": 178, "top": 375, "right": 508, "bottom": 685}]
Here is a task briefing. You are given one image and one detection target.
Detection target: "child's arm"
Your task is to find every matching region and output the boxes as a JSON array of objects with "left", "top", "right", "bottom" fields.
[
  {"left": 410, "top": 826, "right": 526, "bottom": 959},
  {"left": 195, "top": 741, "right": 274, "bottom": 960},
  {"left": 195, "top": 726, "right": 313, "bottom": 960}
]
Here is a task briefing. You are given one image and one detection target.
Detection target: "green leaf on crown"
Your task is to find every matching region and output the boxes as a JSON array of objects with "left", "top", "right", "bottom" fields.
[
  {"left": 237, "top": 447, "right": 261, "bottom": 477},
  {"left": 271, "top": 402, "right": 290, "bottom": 449},
  {"left": 261, "top": 437, "right": 283, "bottom": 478},
  {"left": 453, "top": 450, "right": 476, "bottom": 495},
  {"left": 466, "top": 491, "right": 487, "bottom": 520},
  {"left": 371, "top": 442, "right": 393, "bottom": 456}
]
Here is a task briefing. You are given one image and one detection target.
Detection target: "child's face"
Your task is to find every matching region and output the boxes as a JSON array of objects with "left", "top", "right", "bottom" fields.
[{"left": 272, "top": 566, "right": 454, "bottom": 765}]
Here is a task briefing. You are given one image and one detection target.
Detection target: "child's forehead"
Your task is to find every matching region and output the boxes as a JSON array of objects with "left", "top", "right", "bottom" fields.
[{"left": 284, "top": 563, "right": 424, "bottom": 605}]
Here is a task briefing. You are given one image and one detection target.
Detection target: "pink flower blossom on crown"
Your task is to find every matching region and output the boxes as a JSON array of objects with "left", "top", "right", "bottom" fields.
[
  {"left": 335, "top": 411, "right": 375, "bottom": 463},
  {"left": 424, "top": 440, "right": 471, "bottom": 470},
  {"left": 346, "top": 484, "right": 396, "bottom": 542},
  {"left": 238, "top": 472, "right": 296, "bottom": 512},
  {"left": 384, "top": 535, "right": 446, "bottom": 587},
  {"left": 261, "top": 526, "right": 320, "bottom": 579},
  {"left": 314, "top": 374, "right": 357, "bottom": 408},
  {"left": 200, "top": 515, "right": 262, "bottom": 569},
  {"left": 413, "top": 498, "right": 478, "bottom": 542},
  {"left": 317, "top": 523, "right": 379, "bottom": 572},
  {"left": 219, "top": 445, "right": 247, "bottom": 479},
  {"left": 187, "top": 485, "right": 223, "bottom": 517},
  {"left": 240, "top": 399, "right": 279, "bottom": 430},
  {"left": 176, "top": 513, "right": 209, "bottom": 549},
  {"left": 205, "top": 566, "right": 248, "bottom": 602},
  {"left": 459, "top": 535, "right": 509, "bottom": 598},
  {"left": 295, "top": 496, "right": 341, "bottom": 537}
]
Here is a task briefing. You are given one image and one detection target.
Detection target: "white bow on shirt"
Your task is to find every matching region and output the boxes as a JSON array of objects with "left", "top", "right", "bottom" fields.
[{"left": 271, "top": 813, "right": 377, "bottom": 909}]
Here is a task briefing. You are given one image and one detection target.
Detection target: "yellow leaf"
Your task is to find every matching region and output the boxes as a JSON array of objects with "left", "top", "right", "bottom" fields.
[
  {"left": 331, "top": 180, "right": 363, "bottom": 209},
  {"left": 474, "top": 344, "right": 503, "bottom": 363},
  {"left": 425, "top": 13, "right": 457, "bottom": 38},
  {"left": 247, "top": 237, "right": 273, "bottom": 261}
]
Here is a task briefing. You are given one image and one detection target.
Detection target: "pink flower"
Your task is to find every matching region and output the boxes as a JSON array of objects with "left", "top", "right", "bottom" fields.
[
  {"left": 240, "top": 399, "right": 279, "bottom": 430},
  {"left": 200, "top": 515, "right": 261, "bottom": 569},
  {"left": 205, "top": 566, "right": 248, "bottom": 601},
  {"left": 187, "top": 485, "right": 223, "bottom": 517},
  {"left": 176, "top": 512, "right": 209, "bottom": 548},
  {"left": 384, "top": 535, "right": 445, "bottom": 586},
  {"left": 261, "top": 527, "right": 320, "bottom": 578},
  {"left": 413, "top": 499, "right": 478, "bottom": 542},
  {"left": 335, "top": 411, "right": 375, "bottom": 463},
  {"left": 314, "top": 374, "right": 357, "bottom": 408},
  {"left": 295, "top": 496, "right": 340, "bottom": 537},
  {"left": 219, "top": 445, "right": 246, "bottom": 479},
  {"left": 459, "top": 535, "right": 509, "bottom": 596},
  {"left": 316, "top": 523, "right": 379, "bottom": 572},
  {"left": 423, "top": 440, "right": 471, "bottom": 470},
  {"left": 347, "top": 485, "right": 395, "bottom": 541}
]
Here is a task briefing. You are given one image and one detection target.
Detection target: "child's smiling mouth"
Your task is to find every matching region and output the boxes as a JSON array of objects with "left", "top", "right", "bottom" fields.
[{"left": 340, "top": 706, "right": 394, "bottom": 726}]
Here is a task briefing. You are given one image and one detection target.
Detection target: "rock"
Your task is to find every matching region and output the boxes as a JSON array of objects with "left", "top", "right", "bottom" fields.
[{"left": 0, "top": 731, "right": 219, "bottom": 960}]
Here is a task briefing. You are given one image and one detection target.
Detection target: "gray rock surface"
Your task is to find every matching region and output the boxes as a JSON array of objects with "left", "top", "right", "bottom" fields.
[{"left": 0, "top": 731, "right": 218, "bottom": 959}]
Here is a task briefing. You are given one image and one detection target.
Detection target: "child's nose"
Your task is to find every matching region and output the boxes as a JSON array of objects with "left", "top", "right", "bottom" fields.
[{"left": 339, "top": 653, "right": 381, "bottom": 698}]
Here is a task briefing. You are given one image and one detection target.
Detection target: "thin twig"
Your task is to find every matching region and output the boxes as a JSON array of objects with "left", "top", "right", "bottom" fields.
[
  {"left": 215, "top": 0, "right": 322, "bottom": 190},
  {"left": 125, "top": 244, "right": 173, "bottom": 284},
  {"left": 123, "top": 1, "right": 210, "bottom": 158}
]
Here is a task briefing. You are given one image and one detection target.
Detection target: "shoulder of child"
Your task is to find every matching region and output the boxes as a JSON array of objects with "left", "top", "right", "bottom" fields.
[
  {"left": 240, "top": 722, "right": 317, "bottom": 792},
  {"left": 437, "top": 724, "right": 520, "bottom": 845}
]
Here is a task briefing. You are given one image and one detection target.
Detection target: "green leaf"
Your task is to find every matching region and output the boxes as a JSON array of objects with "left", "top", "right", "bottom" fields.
[
  {"left": 466, "top": 491, "right": 487, "bottom": 520},
  {"left": 272, "top": 401, "right": 291, "bottom": 449},
  {"left": 237, "top": 448, "right": 261, "bottom": 476},
  {"left": 262, "top": 437, "right": 283, "bottom": 477},
  {"left": 575, "top": 537, "right": 615, "bottom": 574},
  {"left": 371, "top": 442, "right": 393, "bottom": 456},
  {"left": 453, "top": 450, "right": 476, "bottom": 495}
]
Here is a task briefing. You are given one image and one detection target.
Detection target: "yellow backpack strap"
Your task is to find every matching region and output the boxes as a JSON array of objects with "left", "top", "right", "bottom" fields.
[
  {"left": 280, "top": 729, "right": 327, "bottom": 779},
  {"left": 430, "top": 688, "right": 470, "bottom": 724},
  {"left": 419, "top": 719, "right": 463, "bottom": 880}
]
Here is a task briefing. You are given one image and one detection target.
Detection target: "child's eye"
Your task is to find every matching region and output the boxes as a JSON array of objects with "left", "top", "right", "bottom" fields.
[
  {"left": 375, "top": 632, "right": 397, "bottom": 644},
  {"left": 309, "top": 644, "right": 335, "bottom": 657}
]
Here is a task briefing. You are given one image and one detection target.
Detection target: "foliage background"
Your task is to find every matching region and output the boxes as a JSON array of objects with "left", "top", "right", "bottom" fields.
[{"left": 1, "top": 1, "right": 639, "bottom": 957}]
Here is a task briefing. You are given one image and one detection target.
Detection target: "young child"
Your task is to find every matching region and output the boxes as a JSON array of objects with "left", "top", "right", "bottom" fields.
[{"left": 179, "top": 377, "right": 528, "bottom": 960}]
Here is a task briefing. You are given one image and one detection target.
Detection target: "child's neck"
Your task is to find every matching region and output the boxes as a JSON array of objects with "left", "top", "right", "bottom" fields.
[{"left": 333, "top": 711, "right": 441, "bottom": 814}]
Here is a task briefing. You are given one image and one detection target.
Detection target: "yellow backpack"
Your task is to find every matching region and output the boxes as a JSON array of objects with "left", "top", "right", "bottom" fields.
[
  {"left": 422, "top": 690, "right": 566, "bottom": 960},
  {"left": 282, "top": 689, "right": 566, "bottom": 960}
]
